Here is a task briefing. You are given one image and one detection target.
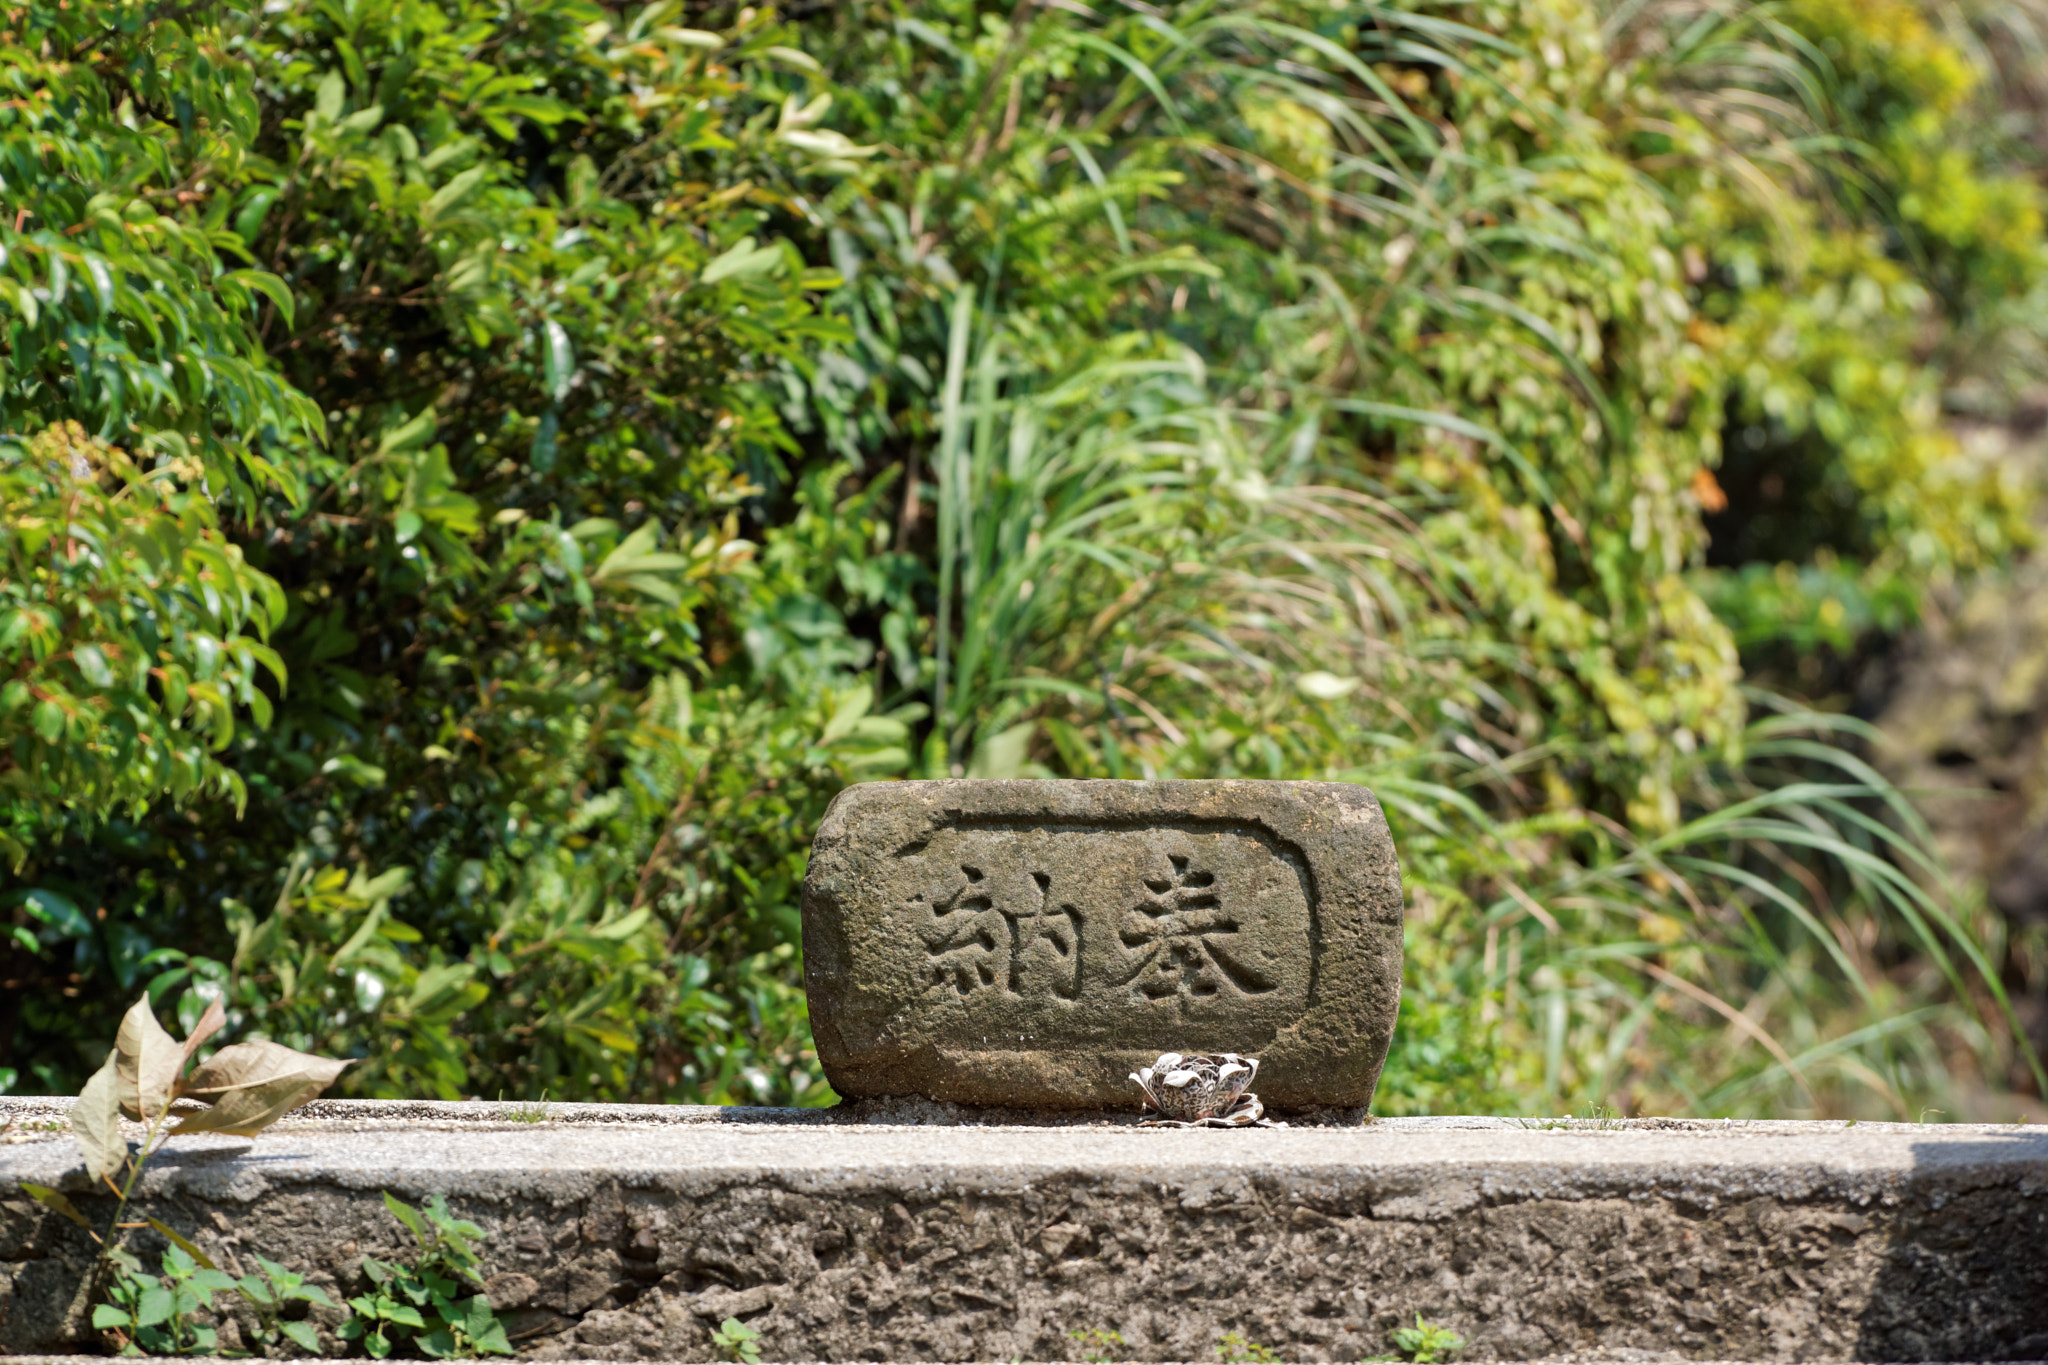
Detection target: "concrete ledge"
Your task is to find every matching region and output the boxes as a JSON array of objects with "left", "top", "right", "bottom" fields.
[{"left": 3, "top": 1100, "right": 2045, "bottom": 1360}]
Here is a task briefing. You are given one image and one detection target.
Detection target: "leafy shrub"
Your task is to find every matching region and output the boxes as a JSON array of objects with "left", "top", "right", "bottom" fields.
[
  {"left": 339, "top": 1193, "right": 511, "bottom": 1360},
  {"left": 93, "top": 1244, "right": 241, "bottom": 1357},
  {"left": 1, "top": 0, "right": 885, "bottom": 1104},
  {"left": 233, "top": 1256, "right": 337, "bottom": 1357}
]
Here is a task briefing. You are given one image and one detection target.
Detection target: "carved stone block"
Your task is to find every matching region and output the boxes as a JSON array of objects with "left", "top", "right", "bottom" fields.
[{"left": 800, "top": 779, "right": 1404, "bottom": 1109}]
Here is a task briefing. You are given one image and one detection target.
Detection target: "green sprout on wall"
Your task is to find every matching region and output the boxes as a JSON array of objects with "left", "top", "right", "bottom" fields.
[
  {"left": 1069, "top": 1326, "right": 1126, "bottom": 1363},
  {"left": 1391, "top": 1316, "right": 1465, "bottom": 1363},
  {"left": 712, "top": 1316, "right": 762, "bottom": 1364}
]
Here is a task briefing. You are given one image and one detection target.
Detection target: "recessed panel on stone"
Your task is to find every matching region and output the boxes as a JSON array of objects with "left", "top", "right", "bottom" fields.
[{"left": 800, "top": 779, "right": 1404, "bottom": 1109}]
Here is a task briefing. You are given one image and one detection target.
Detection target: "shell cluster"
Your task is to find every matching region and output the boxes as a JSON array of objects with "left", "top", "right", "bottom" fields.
[{"left": 1128, "top": 1052, "right": 1270, "bottom": 1127}]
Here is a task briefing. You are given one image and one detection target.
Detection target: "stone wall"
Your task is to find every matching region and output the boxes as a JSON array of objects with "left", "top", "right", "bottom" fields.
[{"left": 3, "top": 1100, "right": 2046, "bottom": 1361}]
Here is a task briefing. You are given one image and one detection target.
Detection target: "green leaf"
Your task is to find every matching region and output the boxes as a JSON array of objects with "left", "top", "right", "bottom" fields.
[
  {"left": 134, "top": 1284, "right": 175, "bottom": 1329},
  {"left": 422, "top": 167, "right": 490, "bottom": 225},
  {"left": 233, "top": 187, "right": 279, "bottom": 244},
  {"left": 73, "top": 643, "right": 113, "bottom": 688},
  {"left": 190, "top": 1267, "right": 239, "bottom": 1296},
  {"left": 226, "top": 270, "right": 296, "bottom": 326},
  {"left": 497, "top": 94, "right": 570, "bottom": 124},
  {"left": 280, "top": 1320, "right": 320, "bottom": 1352},
  {"left": 541, "top": 319, "right": 574, "bottom": 401},
  {"left": 21, "top": 889, "right": 88, "bottom": 937},
  {"left": 315, "top": 70, "right": 345, "bottom": 122},
  {"left": 382, "top": 1190, "right": 428, "bottom": 1242},
  {"left": 19, "top": 1182, "right": 90, "bottom": 1228},
  {"left": 92, "top": 1303, "right": 135, "bottom": 1330},
  {"left": 700, "top": 238, "right": 784, "bottom": 284},
  {"left": 376, "top": 407, "right": 438, "bottom": 457},
  {"left": 145, "top": 1218, "right": 218, "bottom": 1270}
]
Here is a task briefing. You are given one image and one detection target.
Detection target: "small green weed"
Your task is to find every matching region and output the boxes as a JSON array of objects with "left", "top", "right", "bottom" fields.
[
  {"left": 234, "top": 1253, "right": 335, "bottom": 1355},
  {"left": 93, "top": 1244, "right": 237, "bottom": 1355},
  {"left": 1218, "top": 1330, "right": 1282, "bottom": 1362},
  {"left": 1391, "top": 1316, "right": 1464, "bottom": 1363},
  {"left": 1517, "top": 1104, "right": 1625, "bottom": 1132},
  {"left": 499, "top": 1090, "right": 552, "bottom": 1124},
  {"left": 0, "top": 1115, "right": 68, "bottom": 1135},
  {"left": 337, "top": 1192, "right": 511, "bottom": 1359},
  {"left": 1069, "top": 1326, "right": 1125, "bottom": 1362},
  {"left": 712, "top": 1315, "right": 763, "bottom": 1364}
]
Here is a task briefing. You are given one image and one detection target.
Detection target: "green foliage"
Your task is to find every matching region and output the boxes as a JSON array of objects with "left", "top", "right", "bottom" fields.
[
  {"left": 760, "top": 0, "right": 2044, "bottom": 1116},
  {"left": 91, "top": 1241, "right": 334, "bottom": 1359},
  {"left": 339, "top": 1193, "right": 510, "bottom": 1360},
  {"left": 4, "top": 0, "right": 2044, "bottom": 1124},
  {"left": 0, "top": 424, "right": 286, "bottom": 854},
  {"left": 711, "top": 1315, "right": 763, "bottom": 1365},
  {"left": 94, "top": 1245, "right": 239, "bottom": 1357},
  {"left": 3, "top": 0, "right": 878, "bottom": 1103},
  {"left": 1390, "top": 1316, "right": 1465, "bottom": 1364}
]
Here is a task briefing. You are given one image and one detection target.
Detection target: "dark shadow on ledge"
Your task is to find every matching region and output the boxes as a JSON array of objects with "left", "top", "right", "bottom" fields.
[{"left": 1854, "top": 1133, "right": 2048, "bottom": 1360}]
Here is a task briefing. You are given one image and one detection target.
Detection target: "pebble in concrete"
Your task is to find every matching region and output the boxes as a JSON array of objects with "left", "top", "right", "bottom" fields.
[{"left": 800, "top": 780, "right": 1405, "bottom": 1109}]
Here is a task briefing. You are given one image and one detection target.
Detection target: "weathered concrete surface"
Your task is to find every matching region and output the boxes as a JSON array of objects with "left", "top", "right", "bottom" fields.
[
  {"left": 801, "top": 779, "right": 1404, "bottom": 1109},
  {"left": 4, "top": 1100, "right": 2047, "bottom": 1361}
]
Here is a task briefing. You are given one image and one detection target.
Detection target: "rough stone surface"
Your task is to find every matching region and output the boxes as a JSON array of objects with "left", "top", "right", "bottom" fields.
[
  {"left": 799, "top": 779, "right": 1404, "bottom": 1109},
  {"left": 5, "top": 1100, "right": 2048, "bottom": 1361}
]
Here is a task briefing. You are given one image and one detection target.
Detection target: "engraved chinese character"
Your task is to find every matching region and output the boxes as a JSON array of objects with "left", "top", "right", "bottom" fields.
[
  {"left": 919, "top": 863, "right": 1082, "bottom": 999},
  {"left": 1113, "top": 853, "right": 1276, "bottom": 1001}
]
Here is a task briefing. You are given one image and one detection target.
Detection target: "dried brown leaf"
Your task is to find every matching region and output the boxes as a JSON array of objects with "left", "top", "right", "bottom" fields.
[
  {"left": 181, "top": 1039, "right": 351, "bottom": 1097},
  {"left": 70, "top": 1050, "right": 127, "bottom": 1185},
  {"left": 114, "top": 996, "right": 184, "bottom": 1122},
  {"left": 169, "top": 1073, "right": 339, "bottom": 1138},
  {"left": 180, "top": 998, "right": 227, "bottom": 1068},
  {"left": 173, "top": 1040, "right": 351, "bottom": 1137}
]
